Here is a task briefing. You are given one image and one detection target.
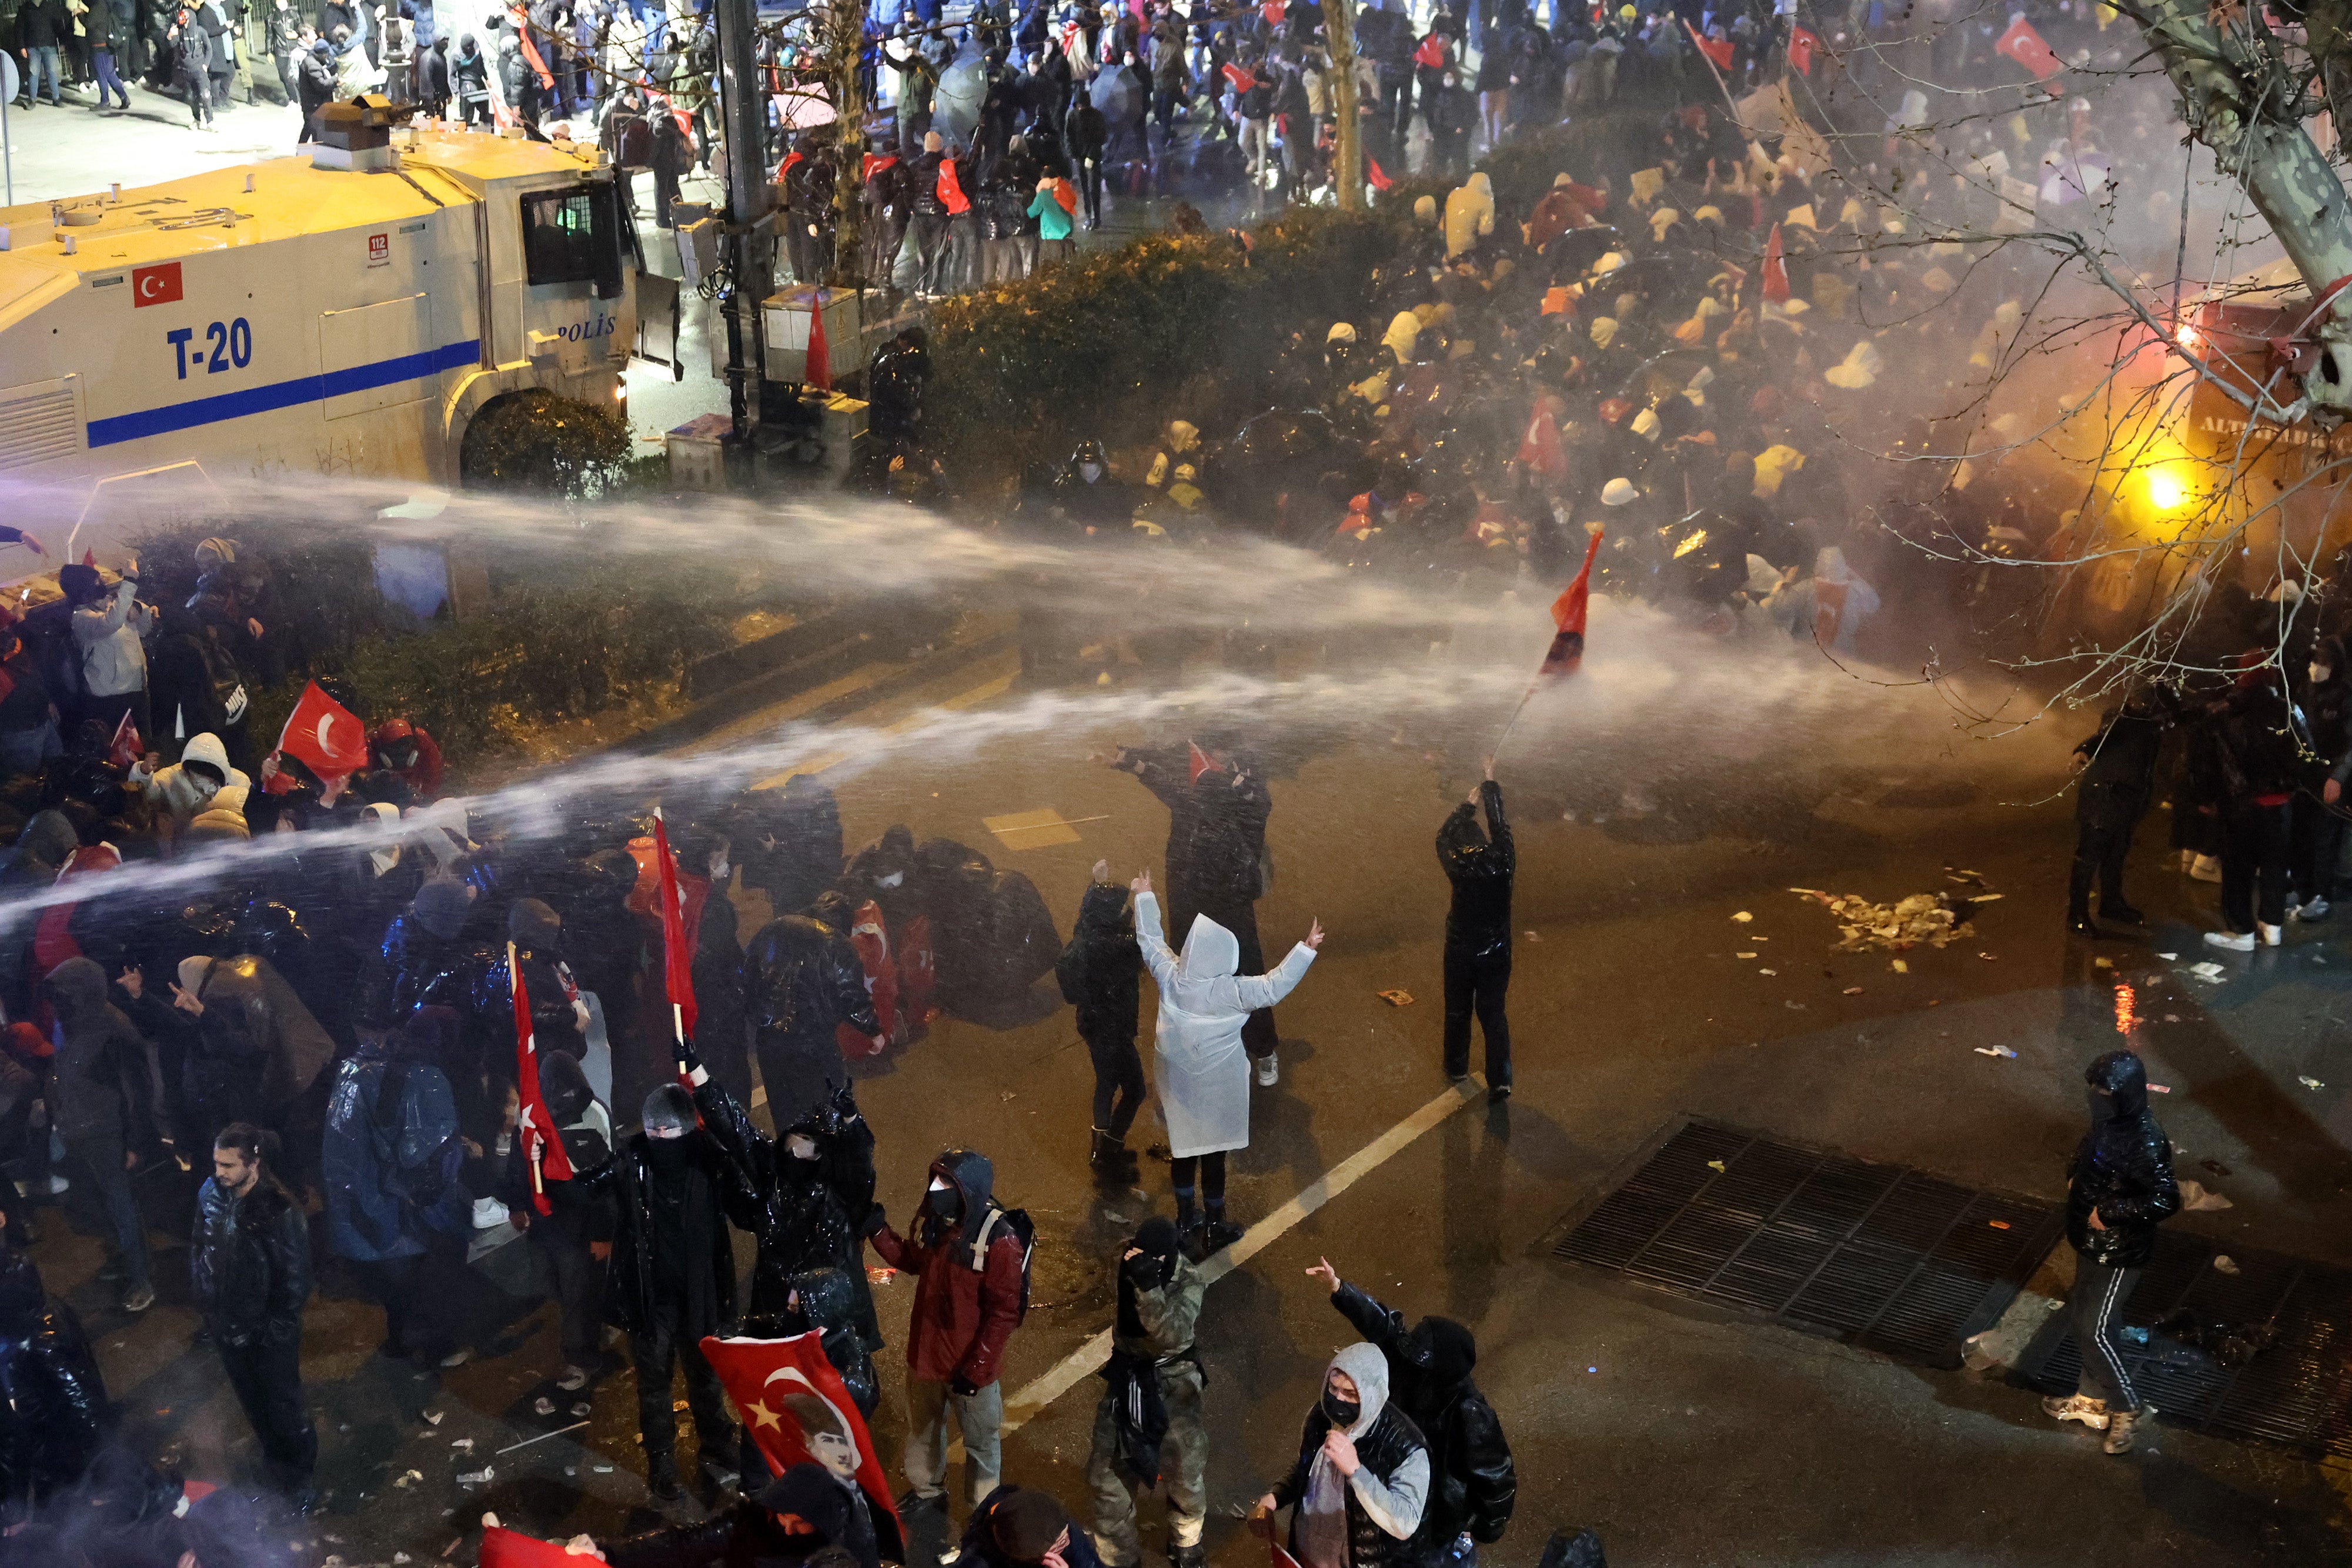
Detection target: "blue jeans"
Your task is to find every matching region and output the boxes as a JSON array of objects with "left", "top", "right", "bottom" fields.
[
  {"left": 92, "top": 48, "right": 128, "bottom": 105},
  {"left": 65, "top": 1129, "right": 150, "bottom": 1290},
  {"left": 25, "top": 45, "right": 62, "bottom": 104}
]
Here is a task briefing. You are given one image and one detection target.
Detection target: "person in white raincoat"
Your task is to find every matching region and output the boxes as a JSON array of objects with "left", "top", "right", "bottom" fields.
[{"left": 1131, "top": 873, "right": 1320, "bottom": 1255}]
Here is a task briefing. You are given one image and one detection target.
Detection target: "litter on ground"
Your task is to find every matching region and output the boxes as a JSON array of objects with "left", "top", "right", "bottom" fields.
[
  {"left": 1973, "top": 1045, "right": 2016, "bottom": 1058},
  {"left": 2186, "top": 962, "right": 2228, "bottom": 982},
  {"left": 2213, "top": 1255, "right": 2242, "bottom": 1276},
  {"left": 1732, "top": 911, "right": 1754, "bottom": 922},
  {"left": 1790, "top": 887, "right": 1984, "bottom": 951},
  {"left": 2301, "top": 1076, "right": 2326, "bottom": 1090},
  {"left": 534, "top": 1397, "right": 556, "bottom": 1416},
  {"left": 2178, "top": 1179, "right": 2234, "bottom": 1212},
  {"left": 1843, "top": 986, "right": 1864, "bottom": 995},
  {"left": 1706, "top": 1159, "right": 1727, "bottom": 1172},
  {"left": 1376, "top": 989, "right": 1414, "bottom": 1007}
]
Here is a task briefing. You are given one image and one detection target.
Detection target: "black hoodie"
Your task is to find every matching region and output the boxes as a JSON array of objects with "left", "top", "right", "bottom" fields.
[
  {"left": 2067, "top": 1050, "right": 2180, "bottom": 1268},
  {"left": 1330, "top": 1281, "right": 1516, "bottom": 1551},
  {"left": 1055, "top": 881, "right": 1140, "bottom": 1045},
  {"left": 1438, "top": 780, "right": 1512, "bottom": 953}
]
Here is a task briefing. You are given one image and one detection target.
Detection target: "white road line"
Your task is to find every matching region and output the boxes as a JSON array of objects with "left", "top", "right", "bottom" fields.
[{"left": 997, "top": 1077, "right": 1485, "bottom": 1435}]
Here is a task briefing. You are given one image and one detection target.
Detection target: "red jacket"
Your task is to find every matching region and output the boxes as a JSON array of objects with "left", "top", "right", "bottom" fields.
[{"left": 869, "top": 1152, "right": 1023, "bottom": 1386}]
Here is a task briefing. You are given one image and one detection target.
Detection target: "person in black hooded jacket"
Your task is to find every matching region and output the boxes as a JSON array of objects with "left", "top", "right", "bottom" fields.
[
  {"left": 2202, "top": 657, "right": 2301, "bottom": 951},
  {"left": 1307, "top": 1259, "right": 1513, "bottom": 1568},
  {"left": 1057, "top": 861, "right": 1142, "bottom": 1182},
  {"left": 1436, "top": 761, "right": 1511, "bottom": 1099},
  {"left": 678, "top": 1044, "right": 882, "bottom": 1355},
  {"left": 740, "top": 910, "right": 883, "bottom": 1131},
  {"left": 0, "top": 1248, "right": 109, "bottom": 1527},
  {"left": 500, "top": 1048, "right": 613, "bottom": 1390},
  {"left": 583, "top": 1082, "right": 740, "bottom": 1500},
  {"left": 2043, "top": 1049, "right": 2179, "bottom": 1455}
]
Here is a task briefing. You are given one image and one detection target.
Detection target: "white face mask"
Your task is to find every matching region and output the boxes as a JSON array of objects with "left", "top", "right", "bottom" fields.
[
  {"left": 2314, "top": 664, "right": 2333, "bottom": 685},
  {"left": 1080, "top": 462, "right": 1104, "bottom": 483},
  {"left": 928, "top": 1176, "right": 952, "bottom": 1192},
  {"left": 786, "top": 1134, "right": 819, "bottom": 1161}
]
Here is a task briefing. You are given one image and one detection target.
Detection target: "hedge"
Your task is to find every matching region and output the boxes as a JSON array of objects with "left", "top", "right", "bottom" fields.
[{"left": 921, "top": 119, "right": 1635, "bottom": 479}]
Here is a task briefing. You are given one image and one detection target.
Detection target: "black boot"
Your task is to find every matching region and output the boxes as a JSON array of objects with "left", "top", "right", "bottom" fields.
[
  {"left": 648, "top": 1450, "right": 684, "bottom": 1502},
  {"left": 1200, "top": 1202, "right": 1243, "bottom": 1254},
  {"left": 1090, "top": 1129, "right": 1134, "bottom": 1183}
]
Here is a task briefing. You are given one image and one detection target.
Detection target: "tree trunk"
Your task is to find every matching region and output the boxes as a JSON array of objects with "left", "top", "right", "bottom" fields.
[
  {"left": 827, "top": 0, "right": 871, "bottom": 287},
  {"left": 2130, "top": 0, "right": 2352, "bottom": 408},
  {"left": 1321, "top": 0, "right": 1362, "bottom": 211}
]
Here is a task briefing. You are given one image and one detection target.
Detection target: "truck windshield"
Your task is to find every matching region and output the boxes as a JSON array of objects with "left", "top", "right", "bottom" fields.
[{"left": 520, "top": 182, "right": 624, "bottom": 298}]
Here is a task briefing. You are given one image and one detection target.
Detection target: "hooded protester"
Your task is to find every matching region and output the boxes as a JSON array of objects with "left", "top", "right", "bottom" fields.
[
  {"left": 0, "top": 1248, "right": 108, "bottom": 1527},
  {"left": 142, "top": 604, "right": 242, "bottom": 770},
  {"left": 676, "top": 1042, "right": 882, "bottom": 1353},
  {"left": 1087, "top": 1215, "right": 1207, "bottom": 1568},
  {"left": 1057, "top": 861, "right": 1144, "bottom": 1182},
  {"left": 500, "top": 1048, "right": 614, "bottom": 1389},
  {"left": 740, "top": 910, "right": 884, "bottom": 1131},
  {"left": 452, "top": 31, "right": 490, "bottom": 122},
  {"left": 960, "top": 1486, "right": 1106, "bottom": 1568},
  {"left": 321, "top": 1008, "right": 468, "bottom": 1365},
  {"left": 1107, "top": 744, "right": 1284, "bottom": 1079},
  {"left": 46, "top": 957, "right": 163, "bottom": 1313},
  {"left": 1131, "top": 872, "right": 1319, "bottom": 1252},
  {"left": 496, "top": 896, "right": 590, "bottom": 1064},
  {"left": 1252, "top": 1342, "right": 1430, "bottom": 1568},
  {"left": 1311, "top": 1261, "right": 1514, "bottom": 1568},
  {"left": 367, "top": 717, "right": 444, "bottom": 801},
  {"left": 781, "top": 1266, "right": 881, "bottom": 1418},
  {"left": 1435, "top": 762, "right": 1512, "bottom": 1098},
  {"left": 130, "top": 731, "right": 249, "bottom": 849},
  {"left": 583, "top": 1082, "right": 740, "bottom": 1500},
  {"left": 0, "top": 811, "right": 79, "bottom": 1021},
  {"left": 298, "top": 36, "right": 340, "bottom": 140},
  {"left": 193, "top": 1124, "right": 317, "bottom": 1509},
  {"left": 2044, "top": 1050, "right": 2179, "bottom": 1456},
  {"left": 1443, "top": 171, "right": 1494, "bottom": 260},
  {"left": 866, "top": 1148, "right": 1027, "bottom": 1510},
  {"left": 172, "top": 951, "right": 336, "bottom": 1171},
  {"left": 2204, "top": 657, "right": 2301, "bottom": 951},
  {"left": 739, "top": 774, "right": 844, "bottom": 917}
]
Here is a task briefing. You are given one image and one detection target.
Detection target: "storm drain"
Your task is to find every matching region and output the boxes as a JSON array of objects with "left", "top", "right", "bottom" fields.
[
  {"left": 2017, "top": 1229, "right": 2352, "bottom": 1460},
  {"left": 1551, "top": 1118, "right": 2064, "bottom": 1368}
]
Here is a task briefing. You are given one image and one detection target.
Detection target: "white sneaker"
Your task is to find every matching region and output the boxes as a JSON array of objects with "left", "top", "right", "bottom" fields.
[
  {"left": 2204, "top": 929, "right": 2256, "bottom": 952},
  {"left": 2189, "top": 855, "right": 2223, "bottom": 883},
  {"left": 1255, "top": 1051, "right": 1278, "bottom": 1087},
  {"left": 2259, "top": 921, "right": 2284, "bottom": 948}
]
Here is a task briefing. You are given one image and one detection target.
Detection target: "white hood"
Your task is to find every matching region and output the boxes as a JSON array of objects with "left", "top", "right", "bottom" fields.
[{"left": 1177, "top": 914, "right": 1241, "bottom": 982}]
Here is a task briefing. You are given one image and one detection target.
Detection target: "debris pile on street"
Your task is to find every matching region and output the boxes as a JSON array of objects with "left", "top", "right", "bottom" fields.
[{"left": 1789, "top": 886, "right": 1994, "bottom": 952}]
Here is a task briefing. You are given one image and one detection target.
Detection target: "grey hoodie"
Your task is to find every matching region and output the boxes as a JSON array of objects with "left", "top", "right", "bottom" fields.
[{"left": 46, "top": 957, "right": 162, "bottom": 1145}]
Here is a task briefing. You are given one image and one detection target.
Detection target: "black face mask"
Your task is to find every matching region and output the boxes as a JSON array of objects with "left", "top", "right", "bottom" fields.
[
  {"left": 644, "top": 1134, "right": 693, "bottom": 1173},
  {"left": 2087, "top": 1086, "right": 2113, "bottom": 1124},
  {"left": 1322, "top": 1390, "right": 1360, "bottom": 1429}
]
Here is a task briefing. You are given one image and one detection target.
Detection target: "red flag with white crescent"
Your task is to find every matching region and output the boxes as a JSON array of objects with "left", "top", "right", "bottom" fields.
[
  {"left": 1996, "top": 15, "right": 2063, "bottom": 79},
  {"left": 1517, "top": 403, "right": 1566, "bottom": 478},
  {"left": 1539, "top": 530, "right": 1606, "bottom": 677},
  {"left": 512, "top": 942, "right": 573, "bottom": 1216},
  {"left": 1788, "top": 25, "right": 1818, "bottom": 75},
  {"left": 276, "top": 680, "right": 370, "bottom": 781},
  {"left": 107, "top": 710, "right": 143, "bottom": 771},
  {"left": 700, "top": 1333, "right": 903, "bottom": 1559}
]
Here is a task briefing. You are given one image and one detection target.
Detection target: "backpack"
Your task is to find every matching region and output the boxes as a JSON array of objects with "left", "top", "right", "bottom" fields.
[{"left": 968, "top": 1200, "right": 1035, "bottom": 1325}]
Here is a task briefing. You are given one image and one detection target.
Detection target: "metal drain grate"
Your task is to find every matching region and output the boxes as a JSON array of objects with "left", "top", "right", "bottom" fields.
[
  {"left": 2016, "top": 1229, "right": 2352, "bottom": 1460},
  {"left": 1552, "top": 1119, "right": 2065, "bottom": 1368}
]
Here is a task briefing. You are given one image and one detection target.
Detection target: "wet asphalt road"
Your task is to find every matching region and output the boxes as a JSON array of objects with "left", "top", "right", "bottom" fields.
[{"left": 43, "top": 625, "right": 2352, "bottom": 1567}]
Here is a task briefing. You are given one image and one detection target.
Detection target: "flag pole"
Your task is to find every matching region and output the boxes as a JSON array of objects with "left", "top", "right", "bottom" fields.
[
  {"left": 510, "top": 940, "right": 545, "bottom": 1211},
  {"left": 654, "top": 805, "right": 687, "bottom": 1053},
  {"left": 1494, "top": 684, "right": 1539, "bottom": 756}
]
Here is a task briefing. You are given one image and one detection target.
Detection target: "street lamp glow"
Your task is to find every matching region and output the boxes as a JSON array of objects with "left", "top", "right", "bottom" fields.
[{"left": 2148, "top": 469, "right": 2186, "bottom": 511}]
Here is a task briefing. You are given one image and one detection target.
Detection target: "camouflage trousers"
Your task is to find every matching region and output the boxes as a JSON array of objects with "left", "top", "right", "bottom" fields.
[{"left": 1087, "top": 1367, "right": 1207, "bottom": 1565}]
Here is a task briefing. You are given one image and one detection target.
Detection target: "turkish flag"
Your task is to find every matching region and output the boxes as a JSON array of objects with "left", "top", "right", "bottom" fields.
[
  {"left": 107, "top": 710, "right": 143, "bottom": 771},
  {"left": 1685, "top": 20, "right": 1733, "bottom": 71},
  {"left": 276, "top": 680, "right": 370, "bottom": 781},
  {"left": 835, "top": 898, "right": 898, "bottom": 1058},
  {"left": 700, "top": 1333, "right": 903, "bottom": 1560},
  {"left": 1367, "top": 156, "right": 1393, "bottom": 193},
  {"left": 1760, "top": 223, "right": 1790, "bottom": 303},
  {"left": 1186, "top": 740, "right": 1217, "bottom": 784},
  {"left": 482, "top": 1523, "right": 604, "bottom": 1567},
  {"left": 1996, "top": 16, "right": 2063, "bottom": 79},
  {"left": 1539, "top": 530, "right": 1606, "bottom": 677},
  {"left": 1222, "top": 61, "right": 1256, "bottom": 94},
  {"left": 132, "top": 262, "right": 183, "bottom": 308},
  {"left": 512, "top": 943, "right": 574, "bottom": 1217},
  {"left": 1787, "top": 25, "right": 1818, "bottom": 76},
  {"left": 650, "top": 811, "right": 699, "bottom": 1054},
  {"left": 1517, "top": 404, "right": 1566, "bottom": 478}
]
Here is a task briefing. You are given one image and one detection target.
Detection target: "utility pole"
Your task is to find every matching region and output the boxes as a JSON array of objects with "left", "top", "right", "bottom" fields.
[{"left": 715, "top": 0, "right": 773, "bottom": 443}]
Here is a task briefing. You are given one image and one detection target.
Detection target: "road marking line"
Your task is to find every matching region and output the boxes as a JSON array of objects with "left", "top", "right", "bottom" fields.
[
  {"left": 752, "top": 670, "right": 1018, "bottom": 791},
  {"left": 997, "top": 1077, "right": 1485, "bottom": 1435}
]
